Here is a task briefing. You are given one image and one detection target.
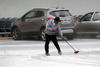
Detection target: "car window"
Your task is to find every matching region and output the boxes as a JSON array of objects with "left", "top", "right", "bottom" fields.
[
  {"left": 50, "top": 10, "right": 71, "bottom": 17},
  {"left": 80, "top": 12, "right": 93, "bottom": 22},
  {"left": 24, "top": 11, "right": 36, "bottom": 19},
  {"left": 93, "top": 12, "right": 100, "bottom": 21},
  {"left": 35, "top": 11, "right": 44, "bottom": 17}
]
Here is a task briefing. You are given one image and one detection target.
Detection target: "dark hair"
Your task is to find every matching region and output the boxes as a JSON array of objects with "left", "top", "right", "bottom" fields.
[{"left": 54, "top": 17, "right": 61, "bottom": 22}]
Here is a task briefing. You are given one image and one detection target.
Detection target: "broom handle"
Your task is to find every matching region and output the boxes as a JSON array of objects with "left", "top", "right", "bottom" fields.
[{"left": 64, "top": 39, "right": 76, "bottom": 51}]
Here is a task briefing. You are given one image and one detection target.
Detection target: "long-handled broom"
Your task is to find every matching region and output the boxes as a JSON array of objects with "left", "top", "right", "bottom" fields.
[{"left": 64, "top": 39, "right": 79, "bottom": 54}]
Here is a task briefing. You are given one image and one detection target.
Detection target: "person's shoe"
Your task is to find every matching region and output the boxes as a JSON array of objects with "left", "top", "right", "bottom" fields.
[
  {"left": 46, "top": 53, "right": 50, "bottom": 56},
  {"left": 58, "top": 52, "right": 62, "bottom": 55}
]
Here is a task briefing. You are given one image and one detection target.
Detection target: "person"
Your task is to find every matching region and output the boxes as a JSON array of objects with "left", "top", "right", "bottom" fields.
[{"left": 45, "top": 17, "right": 64, "bottom": 56}]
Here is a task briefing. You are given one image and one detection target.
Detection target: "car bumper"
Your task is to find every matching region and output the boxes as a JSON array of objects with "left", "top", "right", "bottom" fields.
[{"left": 62, "top": 29, "right": 74, "bottom": 34}]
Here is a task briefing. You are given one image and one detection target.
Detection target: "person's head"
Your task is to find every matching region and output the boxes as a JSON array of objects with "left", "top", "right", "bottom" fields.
[{"left": 54, "top": 17, "right": 61, "bottom": 24}]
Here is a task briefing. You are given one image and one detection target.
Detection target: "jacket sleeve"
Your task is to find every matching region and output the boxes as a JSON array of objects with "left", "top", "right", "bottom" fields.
[{"left": 46, "top": 20, "right": 53, "bottom": 31}]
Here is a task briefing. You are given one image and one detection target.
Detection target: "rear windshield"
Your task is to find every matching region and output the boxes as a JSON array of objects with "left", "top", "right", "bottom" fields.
[{"left": 50, "top": 10, "right": 72, "bottom": 17}]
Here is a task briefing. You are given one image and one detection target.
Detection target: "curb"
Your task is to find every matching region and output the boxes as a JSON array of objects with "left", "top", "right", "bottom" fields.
[{"left": 0, "top": 37, "right": 13, "bottom": 40}]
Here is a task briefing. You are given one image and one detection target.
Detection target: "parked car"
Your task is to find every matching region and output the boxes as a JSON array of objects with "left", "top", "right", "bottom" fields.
[
  {"left": 76, "top": 15, "right": 83, "bottom": 22},
  {"left": 11, "top": 8, "right": 76, "bottom": 40},
  {"left": 0, "top": 17, "right": 17, "bottom": 32},
  {"left": 75, "top": 11, "right": 100, "bottom": 36}
]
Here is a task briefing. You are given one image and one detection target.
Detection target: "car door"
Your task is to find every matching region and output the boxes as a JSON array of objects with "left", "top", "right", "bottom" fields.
[
  {"left": 76, "top": 12, "right": 94, "bottom": 34},
  {"left": 20, "top": 11, "right": 36, "bottom": 32},
  {"left": 29, "top": 10, "right": 45, "bottom": 32},
  {"left": 20, "top": 10, "right": 45, "bottom": 33},
  {"left": 92, "top": 12, "right": 100, "bottom": 34}
]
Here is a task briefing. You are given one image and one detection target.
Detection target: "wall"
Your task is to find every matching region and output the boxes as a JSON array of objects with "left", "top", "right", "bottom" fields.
[{"left": 0, "top": 0, "right": 100, "bottom": 18}]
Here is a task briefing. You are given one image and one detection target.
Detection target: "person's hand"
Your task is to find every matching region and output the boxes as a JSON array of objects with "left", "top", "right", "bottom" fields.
[{"left": 53, "top": 29, "right": 58, "bottom": 32}]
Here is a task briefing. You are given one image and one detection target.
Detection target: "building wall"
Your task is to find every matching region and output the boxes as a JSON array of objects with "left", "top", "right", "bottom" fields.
[{"left": 0, "top": 0, "right": 100, "bottom": 18}]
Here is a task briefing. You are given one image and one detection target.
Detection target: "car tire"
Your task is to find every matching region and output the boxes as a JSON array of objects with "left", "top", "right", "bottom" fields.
[
  {"left": 67, "top": 34, "right": 74, "bottom": 40},
  {"left": 40, "top": 28, "right": 46, "bottom": 40},
  {"left": 12, "top": 28, "right": 21, "bottom": 40}
]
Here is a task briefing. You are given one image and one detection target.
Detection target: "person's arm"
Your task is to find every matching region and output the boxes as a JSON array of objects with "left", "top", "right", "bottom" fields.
[
  {"left": 46, "top": 21, "right": 53, "bottom": 31},
  {"left": 58, "top": 25, "right": 64, "bottom": 39}
]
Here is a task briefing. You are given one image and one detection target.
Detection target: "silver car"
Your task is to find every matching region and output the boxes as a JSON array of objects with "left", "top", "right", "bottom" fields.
[
  {"left": 11, "top": 8, "right": 76, "bottom": 40},
  {"left": 75, "top": 11, "right": 100, "bottom": 36}
]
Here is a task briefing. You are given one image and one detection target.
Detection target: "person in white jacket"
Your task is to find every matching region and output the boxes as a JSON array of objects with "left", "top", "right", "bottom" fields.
[{"left": 45, "top": 17, "right": 64, "bottom": 56}]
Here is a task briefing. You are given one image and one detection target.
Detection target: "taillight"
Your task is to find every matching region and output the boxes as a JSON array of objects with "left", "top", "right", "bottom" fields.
[
  {"left": 48, "top": 18, "right": 54, "bottom": 20},
  {"left": 72, "top": 16, "right": 76, "bottom": 23}
]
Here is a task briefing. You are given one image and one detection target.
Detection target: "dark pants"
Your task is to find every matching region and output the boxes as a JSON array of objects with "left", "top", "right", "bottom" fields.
[{"left": 45, "top": 34, "right": 61, "bottom": 54}]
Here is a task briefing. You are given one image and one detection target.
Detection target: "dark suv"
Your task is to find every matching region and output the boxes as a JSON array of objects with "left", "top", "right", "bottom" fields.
[{"left": 11, "top": 8, "right": 76, "bottom": 40}]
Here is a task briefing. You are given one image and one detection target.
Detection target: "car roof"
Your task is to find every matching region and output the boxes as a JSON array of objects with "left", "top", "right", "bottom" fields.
[
  {"left": 87, "top": 11, "right": 100, "bottom": 13},
  {"left": 31, "top": 8, "right": 69, "bottom": 11}
]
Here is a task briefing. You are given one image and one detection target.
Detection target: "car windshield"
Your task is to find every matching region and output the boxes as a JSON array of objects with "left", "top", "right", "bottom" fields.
[{"left": 50, "top": 10, "right": 72, "bottom": 17}]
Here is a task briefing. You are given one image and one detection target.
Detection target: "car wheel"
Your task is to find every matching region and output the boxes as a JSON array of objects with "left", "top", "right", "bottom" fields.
[
  {"left": 40, "top": 28, "right": 46, "bottom": 40},
  {"left": 67, "top": 34, "right": 74, "bottom": 40},
  {"left": 12, "top": 28, "right": 21, "bottom": 40}
]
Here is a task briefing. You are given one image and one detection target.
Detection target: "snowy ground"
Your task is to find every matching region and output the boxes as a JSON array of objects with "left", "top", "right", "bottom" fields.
[{"left": 0, "top": 39, "right": 100, "bottom": 67}]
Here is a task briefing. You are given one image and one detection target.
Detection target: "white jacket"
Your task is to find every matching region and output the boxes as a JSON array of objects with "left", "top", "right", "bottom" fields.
[{"left": 45, "top": 20, "right": 63, "bottom": 37}]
